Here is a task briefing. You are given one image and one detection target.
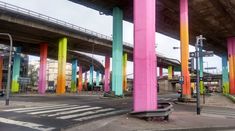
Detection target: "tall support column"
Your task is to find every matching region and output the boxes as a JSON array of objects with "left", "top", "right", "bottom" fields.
[
  {"left": 222, "top": 54, "right": 229, "bottom": 94},
  {"left": 84, "top": 72, "right": 88, "bottom": 90},
  {"left": 78, "top": 65, "right": 83, "bottom": 92},
  {"left": 199, "top": 47, "right": 204, "bottom": 94},
  {"left": 11, "top": 47, "right": 21, "bottom": 93},
  {"left": 104, "top": 55, "right": 110, "bottom": 92},
  {"left": 159, "top": 67, "right": 163, "bottom": 77},
  {"left": 123, "top": 53, "right": 127, "bottom": 92},
  {"left": 96, "top": 71, "right": 99, "bottom": 86},
  {"left": 56, "top": 37, "right": 67, "bottom": 94},
  {"left": 228, "top": 37, "right": 235, "bottom": 94},
  {"left": 71, "top": 59, "right": 77, "bottom": 93},
  {"left": 168, "top": 66, "right": 173, "bottom": 80},
  {"left": 89, "top": 65, "right": 94, "bottom": 87},
  {"left": 134, "top": 0, "right": 157, "bottom": 112},
  {"left": 112, "top": 7, "right": 123, "bottom": 96},
  {"left": 38, "top": 43, "right": 48, "bottom": 94},
  {"left": 180, "top": 0, "right": 191, "bottom": 98},
  {"left": 0, "top": 56, "right": 3, "bottom": 90}
]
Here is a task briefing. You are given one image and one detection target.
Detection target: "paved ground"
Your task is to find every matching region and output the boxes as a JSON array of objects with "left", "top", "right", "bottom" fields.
[{"left": 0, "top": 92, "right": 234, "bottom": 131}]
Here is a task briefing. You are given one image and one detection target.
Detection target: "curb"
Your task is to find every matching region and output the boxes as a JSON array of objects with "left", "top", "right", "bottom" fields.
[
  {"left": 224, "top": 94, "right": 235, "bottom": 103},
  {"left": 153, "top": 126, "right": 235, "bottom": 131}
]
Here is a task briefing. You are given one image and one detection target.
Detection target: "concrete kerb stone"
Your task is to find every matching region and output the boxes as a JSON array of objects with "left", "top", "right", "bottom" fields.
[{"left": 224, "top": 94, "right": 235, "bottom": 103}]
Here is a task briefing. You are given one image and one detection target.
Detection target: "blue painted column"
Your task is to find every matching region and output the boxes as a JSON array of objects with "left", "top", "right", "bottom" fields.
[
  {"left": 71, "top": 59, "right": 77, "bottom": 92},
  {"left": 11, "top": 47, "right": 21, "bottom": 93},
  {"left": 199, "top": 47, "right": 204, "bottom": 94},
  {"left": 222, "top": 54, "right": 229, "bottom": 94},
  {"left": 112, "top": 7, "right": 123, "bottom": 96},
  {"left": 96, "top": 71, "right": 100, "bottom": 86},
  {"left": 89, "top": 65, "right": 94, "bottom": 87}
]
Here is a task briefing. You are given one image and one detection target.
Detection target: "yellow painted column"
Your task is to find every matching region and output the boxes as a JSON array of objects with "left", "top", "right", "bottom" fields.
[
  {"left": 122, "top": 53, "right": 127, "bottom": 92},
  {"left": 56, "top": 37, "right": 67, "bottom": 94}
]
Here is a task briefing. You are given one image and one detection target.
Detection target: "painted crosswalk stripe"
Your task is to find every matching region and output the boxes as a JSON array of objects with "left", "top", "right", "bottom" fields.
[
  {"left": 29, "top": 106, "right": 96, "bottom": 115},
  {"left": 50, "top": 107, "right": 102, "bottom": 117},
  {"left": 3, "top": 104, "right": 68, "bottom": 112},
  {"left": 74, "top": 110, "right": 128, "bottom": 121},
  {"left": 16, "top": 104, "right": 77, "bottom": 113},
  {"left": 0, "top": 117, "right": 55, "bottom": 131},
  {"left": 57, "top": 108, "right": 114, "bottom": 119}
]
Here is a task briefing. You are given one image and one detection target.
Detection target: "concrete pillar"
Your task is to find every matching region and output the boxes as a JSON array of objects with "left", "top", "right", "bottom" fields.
[
  {"left": 38, "top": 43, "right": 48, "bottom": 94},
  {"left": 96, "top": 71, "right": 99, "bottom": 86},
  {"left": 104, "top": 55, "right": 110, "bottom": 92},
  {"left": 0, "top": 56, "right": 3, "bottom": 90},
  {"left": 159, "top": 67, "right": 163, "bottom": 77},
  {"left": 133, "top": 0, "right": 157, "bottom": 112},
  {"left": 84, "top": 72, "right": 88, "bottom": 90},
  {"left": 89, "top": 65, "right": 94, "bottom": 87},
  {"left": 222, "top": 54, "right": 229, "bottom": 94},
  {"left": 112, "top": 7, "right": 123, "bottom": 96},
  {"left": 180, "top": 0, "right": 191, "bottom": 98},
  {"left": 123, "top": 53, "right": 127, "bottom": 92},
  {"left": 56, "top": 37, "right": 67, "bottom": 94},
  {"left": 71, "top": 59, "right": 77, "bottom": 93},
  {"left": 168, "top": 66, "right": 173, "bottom": 80},
  {"left": 78, "top": 65, "right": 83, "bottom": 92},
  {"left": 228, "top": 37, "right": 235, "bottom": 94},
  {"left": 11, "top": 47, "right": 21, "bottom": 93}
]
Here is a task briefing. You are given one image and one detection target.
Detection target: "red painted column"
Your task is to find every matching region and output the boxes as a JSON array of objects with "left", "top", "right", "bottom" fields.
[
  {"left": 0, "top": 56, "right": 3, "bottom": 90},
  {"left": 228, "top": 37, "right": 235, "bottom": 94},
  {"left": 134, "top": 0, "right": 157, "bottom": 112},
  {"left": 78, "top": 65, "right": 83, "bottom": 92},
  {"left": 104, "top": 55, "right": 110, "bottom": 92},
  {"left": 180, "top": 0, "right": 191, "bottom": 98},
  {"left": 159, "top": 67, "right": 163, "bottom": 77},
  {"left": 38, "top": 43, "right": 48, "bottom": 94},
  {"left": 84, "top": 72, "right": 88, "bottom": 90}
]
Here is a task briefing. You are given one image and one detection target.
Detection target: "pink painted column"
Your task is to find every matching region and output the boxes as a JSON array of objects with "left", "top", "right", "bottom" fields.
[
  {"left": 134, "top": 0, "right": 157, "bottom": 112},
  {"left": 159, "top": 67, "right": 163, "bottom": 77},
  {"left": 38, "top": 43, "right": 48, "bottom": 94},
  {"left": 104, "top": 55, "right": 110, "bottom": 92}
]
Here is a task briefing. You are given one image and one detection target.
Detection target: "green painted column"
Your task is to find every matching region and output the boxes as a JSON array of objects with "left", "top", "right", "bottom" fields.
[
  {"left": 199, "top": 47, "right": 204, "bottom": 94},
  {"left": 11, "top": 47, "right": 21, "bottom": 93},
  {"left": 222, "top": 54, "right": 229, "bottom": 94},
  {"left": 168, "top": 66, "right": 173, "bottom": 80},
  {"left": 89, "top": 65, "right": 94, "bottom": 87},
  {"left": 112, "top": 7, "right": 123, "bottom": 96},
  {"left": 71, "top": 59, "right": 77, "bottom": 92}
]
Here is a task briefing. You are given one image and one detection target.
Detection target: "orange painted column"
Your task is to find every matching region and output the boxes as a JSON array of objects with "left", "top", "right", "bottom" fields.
[
  {"left": 228, "top": 37, "right": 235, "bottom": 94},
  {"left": 78, "top": 65, "right": 83, "bottom": 92},
  {"left": 180, "top": 0, "right": 191, "bottom": 98},
  {"left": 0, "top": 56, "right": 3, "bottom": 90},
  {"left": 56, "top": 37, "right": 67, "bottom": 94}
]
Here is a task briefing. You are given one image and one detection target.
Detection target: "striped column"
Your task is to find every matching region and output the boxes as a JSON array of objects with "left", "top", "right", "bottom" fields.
[
  {"left": 104, "top": 55, "right": 110, "bottom": 92},
  {"left": 56, "top": 37, "right": 67, "bottom": 94},
  {"left": 222, "top": 54, "right": 229, "bottom": 94},
  {"left": 168, "top": 66, "right": 173, "bottom": 80},
  {"left": 71, "top": 59, "right": 77, "bottom": 93},
  {"left": 89, "top": 65, "right": 94, "bottom": 87},
  {"left": 0, "top": 56, "right": 3, "bottom": 90},
  {"left": 11, "top": 47, "right": 21, "bottom": 93},
  {"left": 180, "top": 0, "right": 191, "bottom": 98},
  {"left": 96, "top": 71, "right": 99, "bottom": 86},
  {"left": 122, "top": 53, "right": 127, "bottom": 92},
  {"left": 78, "top": 65, "right": 83, "bottom": 92},
  {"left": 134, "top": 0, "right": 157, "bottom": 112},
  {"left": 38, "top": 43, "right": 48, "bottom": 94},
  {"left": 112, "top": 7, "right": 123, "bottom": 96},
  {"left": 228, "top": 37, "right": 235, "bottom": 95}
]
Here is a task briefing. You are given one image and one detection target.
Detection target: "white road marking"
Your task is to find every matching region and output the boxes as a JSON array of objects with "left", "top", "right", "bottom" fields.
[
  {"left": 3, "top": 104, "right": 68, "bottom": 112},
  {"left": 29, "top": 106, "right": 93, "bottom": 115},
  {"left": 57, "top": 108, "right": 114, "bottom": 119},
  {"left": 0, "top": 117, "right": 55, "bottom": 131},
  {"left": 51, "top": 107, "right": 102, "bottom": 117},
  {"left": 16, "top": 104, "right": 76, "bottom": 113},
  {"left": 74, "top": 110, "right": 128, "bottom": 121}
]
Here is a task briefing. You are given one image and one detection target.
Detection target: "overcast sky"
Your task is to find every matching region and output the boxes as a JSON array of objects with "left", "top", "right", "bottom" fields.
[{"left": 1, "top": 0, "right": 222, "bottom": 75}]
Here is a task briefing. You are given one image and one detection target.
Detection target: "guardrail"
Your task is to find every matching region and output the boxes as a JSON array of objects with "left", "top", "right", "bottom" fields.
[{"left": 0, "top": 1, "right": 133, "bottom": 47}]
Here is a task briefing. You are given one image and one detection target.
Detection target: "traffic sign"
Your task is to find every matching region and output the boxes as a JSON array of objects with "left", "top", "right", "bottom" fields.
[{"left": 18, "top": 77, "right": 30, "bottom": 84}]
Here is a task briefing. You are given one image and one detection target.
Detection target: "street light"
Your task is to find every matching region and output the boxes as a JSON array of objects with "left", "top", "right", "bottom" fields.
[{"left": 0, "top": 33, "right": 13, "bottom": 106}]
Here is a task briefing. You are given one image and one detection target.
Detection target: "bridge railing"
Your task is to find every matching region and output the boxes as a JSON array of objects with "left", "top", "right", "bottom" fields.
[{"left": 0, "top": 1, "right": 133, "bottom": 47}]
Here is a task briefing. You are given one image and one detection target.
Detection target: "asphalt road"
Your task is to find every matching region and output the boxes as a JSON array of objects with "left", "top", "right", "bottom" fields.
[{"left": 0, "top": 93, "right": 202, "bottom": 131}]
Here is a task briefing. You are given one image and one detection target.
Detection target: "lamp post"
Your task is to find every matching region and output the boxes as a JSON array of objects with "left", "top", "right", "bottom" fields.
[{"left": 0, "top": 33, "right": 13, "bottom": 106}]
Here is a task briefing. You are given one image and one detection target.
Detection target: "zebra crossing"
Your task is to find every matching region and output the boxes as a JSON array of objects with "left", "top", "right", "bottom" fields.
[{"left": 3, "top": 104, "right": 129, "bottom": 122}]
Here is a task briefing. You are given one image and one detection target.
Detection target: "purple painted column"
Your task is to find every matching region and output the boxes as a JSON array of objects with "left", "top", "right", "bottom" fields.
[
  {"left": 104, "top": 55, "right": 110, "bottom": 92},
  {"left": 134, "top": 0, "right": 157, "bottom": 112},
  {"left": 38, "top": 43, "right": 48, "bottom": 94}
]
